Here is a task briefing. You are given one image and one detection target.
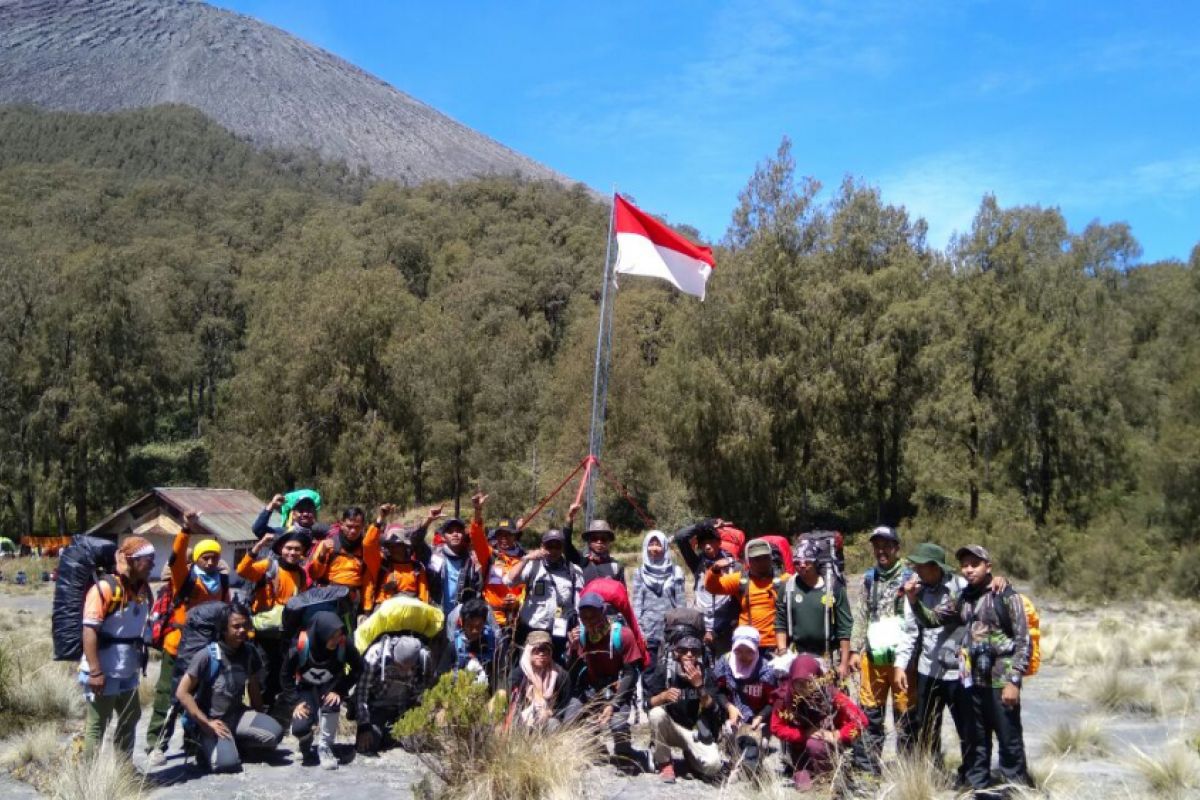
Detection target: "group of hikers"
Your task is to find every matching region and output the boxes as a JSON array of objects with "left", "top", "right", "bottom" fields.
[{"left": 74, "top": 488, "right": 1037, "bottom": 796}]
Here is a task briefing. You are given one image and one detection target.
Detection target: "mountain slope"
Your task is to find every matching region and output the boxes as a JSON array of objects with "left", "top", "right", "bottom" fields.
[{"left": 0, "top": 0, "right": 571, "bottom": 186}]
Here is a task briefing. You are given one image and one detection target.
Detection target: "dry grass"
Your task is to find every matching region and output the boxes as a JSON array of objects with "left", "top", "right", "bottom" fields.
[
  {"left": 0, "top": 722, "right": 61, "bottom": 771},
  {"left": 0, "top": 613, "right": 82, "bottom": 732},
  {"left": 1128, "top": 744, "right": 1200, "bottom": 797},
  {"left": 453, "top": 723, "right": 605, "bottom": 800},
  {"left": 874, "top": 754, "right": 951, "bottom": 800},
  {"left": 1089, "top": 671, "right": 1160, "bottom": 715},
  {"left": 51, "top": 749, "right": 149, "bottom": 800},
  {"left": 1046, "top": 717, "right": 1110, "bottom": 757}
]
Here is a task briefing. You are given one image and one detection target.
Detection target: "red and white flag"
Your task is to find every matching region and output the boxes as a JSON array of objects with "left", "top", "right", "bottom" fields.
[{"left": 613, "top": 194, "right": 715, "bottom": 300}]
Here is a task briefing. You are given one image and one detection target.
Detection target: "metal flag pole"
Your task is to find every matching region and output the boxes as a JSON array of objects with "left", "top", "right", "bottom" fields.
[{"left": 584, "top": 192, "right": 618, "bottom": 526}]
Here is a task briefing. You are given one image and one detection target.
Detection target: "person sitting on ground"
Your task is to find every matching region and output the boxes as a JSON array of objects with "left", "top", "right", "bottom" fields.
[
  {"left": 280, "top": 611, "right": 362, "bottom": 770},
  {"left": 563, "top": 502, "right": 625, "bottom": 584},
  {"left": 850, "top": 526, "right": 918, "bottom": 770},
  {"left": 712, "top": 625, "right": 777, "bottom": 777},
  {"left": 775, "top": 539, "right": 853, "bottom": 679},
  {"left": 673, "top": 520, "right": 741, "bottom": 656},
  {"left": 506, "top": 529, "right": 585, "bottom": 664},
  {"left": 507, "top": 630, "right": 571, "bottom": 731},
  {"left": 175, "top": 604, "right": 283, "bottom": 772},
  {"left": 146, "top": 512, "right": 231, "bottom": 765},
  {"left": 563, "top": 592, "right": 643, "bottom": 770},
  {"left": 354, "top": 633, "right": 433, "bottom": 755},
  {"left": 705, "top": 538, "right": 783, "bottom": 656},
  {"left": 644, "top": 633, "right": 724, "bottom": 783},
  {"left": 632, "top": 529, "right": 687, "bottom": 666},
  {"left": 365, "top": 525, "right": 429, "bottom": 611},
  {"left": 442, "top": 598, "right": 501, "bottom": 690},
  {"left": 770, "top": 654, "right": 867, "bottom": 791},
  {"left": 236, "top": 528, "right": 312, "bottom": 714},
  {"left": 80, "top": 535, "right": 155, "bottom": 760},
  {"left": 953, "top": 545, "right": 1033, "bottom": 792},
  {"left": 892, "top": 542, "right": 970, "bottom": 781}
]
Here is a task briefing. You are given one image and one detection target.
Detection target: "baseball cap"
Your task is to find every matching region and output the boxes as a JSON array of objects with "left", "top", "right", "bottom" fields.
[
  {"left": 869, "top": 526, "right": 900, "bottom": 544},
  {"left": 491, "top": 518, "right": 518, "bottom": 538},
  {"left": 955, "top": 544, "right": 991, "bottom": 563},
  {"left": 745, "top": 539, "right": 773, "bottom": 560},
  {"left": 732, "top": 625, "right": 761, "bottom": 652},
  {"left": 382, "top": 524, "right": 415, "bottom": 547},
  {"left": 526, "top": 630, "right": 552, "bottom": 649},
  {"left": 439, "top": 517, "right": 466, "bottom": 534},
  {"left": 578, "top": 592, "right": 605, "bottom": 611}
]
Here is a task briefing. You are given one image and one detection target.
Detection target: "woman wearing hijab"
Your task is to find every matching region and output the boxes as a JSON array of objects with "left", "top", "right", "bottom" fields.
[
  {"left": 631, "top": 530, "right": 687, "bottom": 665},
  {"left": 507, "top": 630, "right": 571, "bottom": 730},
  {"left": 280, "top": 611, "right": 361, "bottom": 770},
  {"left": 770, "top": 654, "right": 867, "bottom": 790}
]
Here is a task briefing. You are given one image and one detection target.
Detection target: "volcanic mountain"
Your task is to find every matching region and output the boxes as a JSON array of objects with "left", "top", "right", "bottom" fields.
[{"left": 0, "top": 0, "right": 570, "bottom": 186}]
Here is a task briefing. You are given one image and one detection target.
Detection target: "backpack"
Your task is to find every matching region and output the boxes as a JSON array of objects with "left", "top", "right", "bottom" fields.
[
  {"left": 282, "top": 585, "right": 353, "bottom": 639},
  {"left": 170, "top": 601, "right": 233, "bottom": 695},
  {"left": 51, "top": 535, "right": 119, "bottom": 661},
  {"left": 994, "top": 588, "right": 1041, "bottom": 677},
  {"left": 149, "top": 570, "right": 230, "bottom": 651},
  {"left": 797, "top": 530, "right": 844, "bottom": 588},
  {"left": 663, "top": 607, "right": 705, "bottom": 648}
]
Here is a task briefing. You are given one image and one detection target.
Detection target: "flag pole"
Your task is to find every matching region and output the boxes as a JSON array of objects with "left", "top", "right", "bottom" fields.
[{"left": 584, "top": 191, "right": 618, "bottom": 526}]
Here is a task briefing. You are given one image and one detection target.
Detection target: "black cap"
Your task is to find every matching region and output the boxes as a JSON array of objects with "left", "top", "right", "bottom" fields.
[{"left": 439, "top": 517, "right": 466, "bottom": 534}]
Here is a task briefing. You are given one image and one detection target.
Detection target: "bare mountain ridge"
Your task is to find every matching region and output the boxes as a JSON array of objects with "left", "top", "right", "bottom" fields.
[{"left": 0, "top": 0, "right": 573, "bottom": 186}]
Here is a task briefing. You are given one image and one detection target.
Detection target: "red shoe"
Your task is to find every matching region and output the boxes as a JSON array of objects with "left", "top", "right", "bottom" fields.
[{"left": 658, "top": 761, "right": 676, "bottom": 783}]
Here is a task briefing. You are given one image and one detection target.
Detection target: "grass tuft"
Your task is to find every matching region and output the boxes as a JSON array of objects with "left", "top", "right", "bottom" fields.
[
  {"left": 1089, "top": 671, "right": 1160, "bottom": 715},
  {"left": 1046, "top": 717, "right": 1110, "bottom": 757},
  {"left": 51, "top": 749, "right": 149, "bottom": 800},
  {"left": 1128, "top": 744, "right": 1200, "bottom": 797},
  {"left": 875, "top": 754, "right": 951, "bottom": 800},
  {"left": 0, "top": 722, "right": 61, "bottom": 772}
]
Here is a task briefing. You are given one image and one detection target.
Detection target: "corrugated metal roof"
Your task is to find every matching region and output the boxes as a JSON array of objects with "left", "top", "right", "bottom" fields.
[{"left": 88, "top": 487, "right": 267, "bottom": 545}]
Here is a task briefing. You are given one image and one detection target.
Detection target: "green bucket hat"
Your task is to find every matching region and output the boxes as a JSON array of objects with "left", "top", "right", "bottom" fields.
[{"left": 906, "top": 542, "right": 953, "bottom": 573}]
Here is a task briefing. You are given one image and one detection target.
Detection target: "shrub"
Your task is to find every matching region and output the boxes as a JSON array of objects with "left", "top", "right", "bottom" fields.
[
  {"left": 52, "top": 749, "right": 148, "bottom": 800},
  {"left": 1046, "top": 718, "right": 1109, "bottom": 757},
  {"left": 1089, "top": 671, "right": 1159, "bottom": 715},
  {"left": 1128, "top": 745, "right": 1200, "bottom": 797}
]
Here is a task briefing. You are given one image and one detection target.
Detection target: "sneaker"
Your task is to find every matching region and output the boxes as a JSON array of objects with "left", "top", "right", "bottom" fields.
[
  {"left": 297, "top": 735, "right": 315, "bottom": 763},
  {"left": 146, "top": 749, "right": 167, "bottom": 767},
  {"left": 658, "top": 761, "right": 676, "bottom": 783},
  {"left": 318, "top": 744, "right": 338, "bottom": 770}
]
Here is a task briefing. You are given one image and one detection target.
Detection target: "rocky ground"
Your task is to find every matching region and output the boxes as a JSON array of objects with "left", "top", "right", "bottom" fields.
[{"left": 3, "top": 581, "right": 1200, "bottom": 798}]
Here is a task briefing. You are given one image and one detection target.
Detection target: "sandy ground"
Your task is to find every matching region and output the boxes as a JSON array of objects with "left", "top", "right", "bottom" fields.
[{"left": 4, "top": 582, "right": 1200, "bottom": 798}]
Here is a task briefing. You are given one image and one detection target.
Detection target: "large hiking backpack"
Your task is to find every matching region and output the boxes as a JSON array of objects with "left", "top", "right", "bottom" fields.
[
  {"left": 994, "top": 588, "right": 1042, "bottom": 677},
  {"left": 581, "top": 576, "right": 650, "bottom": 667},
  {"left": 758, "top": 535, "right": 793, "bottom": 576},
  {"left": 354, "top": 594, "right": 445, "bottom": 655},
  {"left": 663, "top": 607, "right": 705, "bottom": 648},
  {"left": 797, "top": 530, "right": 845, "bottom": 589},
  {"left": 282, "top": 585, "right": 353, "bottom": 639},
  {"left": 171, "top": 601, "right": 233, "bottom": 692},
  {"left": 51, "top": 535, "right": 118, "bottom": 661}
]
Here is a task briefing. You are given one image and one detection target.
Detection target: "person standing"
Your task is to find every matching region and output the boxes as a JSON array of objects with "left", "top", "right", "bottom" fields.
[
  {"left": 631, "top": 530, "right": 687, "bottom": 666},
  {"left": 80, "top": 536, "right": 155, "bottom": 759},
  {"left": 506, "top": 529, "right": 585, "bottom": 664},
  {"left": 705, "top": 539, "right": 784, "bottom": 654},
  {"left": 955, "top": 545, "right": 1033, "bottom": 792},
  {"left": 774, "top": 541, "right": 854, "bottom": 679},
  {"left": 849, "top": 526, "right": 917, "bottom": 770}
]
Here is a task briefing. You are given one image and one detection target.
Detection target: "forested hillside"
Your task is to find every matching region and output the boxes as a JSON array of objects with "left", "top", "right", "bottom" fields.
[{"left": 1, "top": 106, "right": 1197, "bottom": 597}]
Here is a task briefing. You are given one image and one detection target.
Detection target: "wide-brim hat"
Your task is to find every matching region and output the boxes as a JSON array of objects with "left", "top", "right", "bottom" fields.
[
  {"left": 584, "top": 520, "right": 615, "bottom": 540},
  {"left": 906, "top": 542, "right": 953, "bottom": 573},
  {"left": 272, "top": 529, "right": 313, "bottom": 555}
]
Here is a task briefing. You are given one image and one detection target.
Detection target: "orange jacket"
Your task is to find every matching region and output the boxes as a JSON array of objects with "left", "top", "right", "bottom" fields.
[
  {"left": 469, "top": 519, "right": 524, "bottom": 626},
  {"left": 163, "top": 529, "right": 229, "bottom": 657},
  {"left": 308, "top": 525, "right": 380, "bottom": 597},
  {"left": 365, "top": 561, "right": 430, "bottom": 610},
  {"left": 705, "top": 568, "right": 780, "bottom": 649},
  {"left": 236, "top": 552, "right": 307, "bottom": 614}
]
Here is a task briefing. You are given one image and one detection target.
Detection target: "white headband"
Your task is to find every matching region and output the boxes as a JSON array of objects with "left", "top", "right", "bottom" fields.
[{"left": 130, "top": 544, "right": 156, "bottom": 559}]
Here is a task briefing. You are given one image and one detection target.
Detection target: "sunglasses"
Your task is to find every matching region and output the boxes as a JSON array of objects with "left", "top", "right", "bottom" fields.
[
  {"left": 531, "top": 645, "right": 552, "bottom": 654},
  {"left": 676, "top": 647, "right": 702, "bottom": 657}
]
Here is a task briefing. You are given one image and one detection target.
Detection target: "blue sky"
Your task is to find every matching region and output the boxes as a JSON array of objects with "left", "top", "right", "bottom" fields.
[{"left": 215, "top": 0, "right": 1199, "bottom": 263}]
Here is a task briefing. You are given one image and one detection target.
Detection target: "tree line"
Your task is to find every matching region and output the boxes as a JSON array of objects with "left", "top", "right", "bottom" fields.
[{"left": 0, "top": 106, "right": 1196, "bottom": 597}]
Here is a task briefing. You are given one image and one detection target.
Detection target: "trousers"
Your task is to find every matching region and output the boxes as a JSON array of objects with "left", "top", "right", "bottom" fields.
[
  {"left": 84, "top": 687, "right": 140, "bottom": 758},
  {"left": 961, "top": 685, "right": 1031, "bottom": 790},
  {"left": 648, "top": 707, "right": 722, "bottom": 776},
  {"left": 199, "top": 710, "right": 283, "bottom": 772}
]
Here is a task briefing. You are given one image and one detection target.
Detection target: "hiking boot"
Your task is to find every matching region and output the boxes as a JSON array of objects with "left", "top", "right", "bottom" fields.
[
  {"left": 146, "top": 749, "right": 167, "bottom": 767},
  {"left": 658, "top": 761, "right": 676, "bottom": 783},
  {"left": 297, "top": 734, "right": 315, "bottom": 763},
  {"left": 318, "top": 744, "right": 338, "bottom": 770}
]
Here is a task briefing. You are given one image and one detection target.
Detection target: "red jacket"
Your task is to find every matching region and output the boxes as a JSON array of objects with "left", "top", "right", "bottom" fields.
[{"left": 770, "top": 689, "right": 867, "bottom": 748}]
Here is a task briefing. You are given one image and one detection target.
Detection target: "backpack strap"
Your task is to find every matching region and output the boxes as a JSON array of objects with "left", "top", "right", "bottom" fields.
[
  {"left": 993, "top": 586, "right": 1016, "bottom": 636},
  {"left": 205, "top": 641, "right": 222, "bottom": 684}
]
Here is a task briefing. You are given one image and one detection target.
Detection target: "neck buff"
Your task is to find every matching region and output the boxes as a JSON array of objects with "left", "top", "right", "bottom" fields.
[
  {"left": 193, "top": 564, "right": 222, "bottom": 594},
  {"left": 638, "top": 530, "right": 676, "bottom": 595}
]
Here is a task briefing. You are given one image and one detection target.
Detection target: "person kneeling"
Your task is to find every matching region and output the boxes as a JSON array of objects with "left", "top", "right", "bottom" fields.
[
  {"left": 175, "top": 606, "right": 284, "bottom": 772},
  {"left": 770, "top": 655, "right": 867, "bottom": 791},
  {"left": 281, "top": 612, "right": 361, "bottom": 770},
  {"left": 644, "top": 636, "right": 724, "bottom": 783},
  {"left": 355, "top": 634, "right": 433, "bottom": 754}
]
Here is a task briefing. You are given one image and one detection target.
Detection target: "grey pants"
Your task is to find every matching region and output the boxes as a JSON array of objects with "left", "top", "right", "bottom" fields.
[
  {"left": 290, "top": 688, "right": 341, "bottom": 749},
  {"left": 200, "top": 710, "right": 284, "bottom": 772}
]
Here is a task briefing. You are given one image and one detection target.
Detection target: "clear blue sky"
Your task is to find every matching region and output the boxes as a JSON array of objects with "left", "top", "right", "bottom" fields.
[{"left": 215, "top": 0, "right": 1199, "bottom": 263}]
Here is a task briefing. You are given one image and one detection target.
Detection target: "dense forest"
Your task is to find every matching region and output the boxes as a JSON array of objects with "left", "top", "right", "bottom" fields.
[{"left": 0, "top": 105, "right": 1197, "bottom": 597}]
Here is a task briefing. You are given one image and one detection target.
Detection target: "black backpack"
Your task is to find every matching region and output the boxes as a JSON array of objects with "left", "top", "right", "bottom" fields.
[
  {"left": 51, "top": 535, "right": 118, "bottom": 661},
  {"left": 281, "top": 585, "right": 353, "bottom": 639}
]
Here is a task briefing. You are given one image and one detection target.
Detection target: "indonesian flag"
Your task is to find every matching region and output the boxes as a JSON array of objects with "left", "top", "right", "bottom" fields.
[{"left": 613, "top": 194, "right": 715, "bottom": 300}]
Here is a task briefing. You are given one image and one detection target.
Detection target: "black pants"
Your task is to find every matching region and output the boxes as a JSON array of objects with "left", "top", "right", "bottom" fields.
[
  {"left": 914, "top": 674, "right": 969, "bottom": 778},
  {"left": 962, "top": 686, "right": 1030, "bottom": 790}
]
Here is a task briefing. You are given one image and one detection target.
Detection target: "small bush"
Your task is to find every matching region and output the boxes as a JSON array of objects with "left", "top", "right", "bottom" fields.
[
  {"left": 1089, "top": 671, "right": 1159, "bottom": 715},
  {"left": 0, "top": 722, "right": 61, "bottom": 772},
  {"left": 877, "top": 754, "right": 951, "bottom": 800}
]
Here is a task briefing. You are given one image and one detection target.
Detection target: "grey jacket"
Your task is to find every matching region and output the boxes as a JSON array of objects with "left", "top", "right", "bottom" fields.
[{"left": 895, "top": 572, "right": 966, "bottom": 681}]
